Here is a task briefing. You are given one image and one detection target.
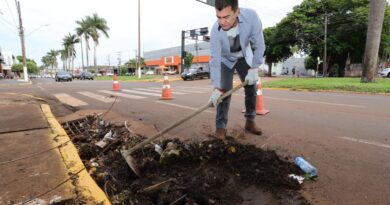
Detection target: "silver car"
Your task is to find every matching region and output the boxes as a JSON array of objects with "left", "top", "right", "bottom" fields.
[{"left": 378, "top": 68, "right": 390, "bottom": 78}]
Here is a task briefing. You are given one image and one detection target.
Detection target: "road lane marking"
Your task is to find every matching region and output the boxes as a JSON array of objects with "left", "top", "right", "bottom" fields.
[
  {"left": 54, "top": 93, "right": 88, "bottom": 106},
  {"left": 338, "top": 136, "right": 390, "bottom": 150},
  {"left": 155, "top": 101, "right": 214, "bottom": 113},
  {"left": 176, "top": 86, "right": 213, "bottom": 91},
  {"left": 133, "top": 88, "right": 162, "bottom": 93},
  {"left": 236, "top": 95, "right": 366, "bottom": 108},
  {"left": 146, "top": 87, "right": 203, "bottom": 94},
  {"left": 78, "top": 91, "right": 119, "bottom": 103},
  {"left": 166, "top": 88, "right": 204, "bottom": 93},
  {"left": 98, "top": 90, "right": 146, "bottom": 100},
  {"left": 122, "top": 89, "right": 162, "bottom": 97},
  {"left": 145, "top": 87, "right": 187, "bottom": 94}
]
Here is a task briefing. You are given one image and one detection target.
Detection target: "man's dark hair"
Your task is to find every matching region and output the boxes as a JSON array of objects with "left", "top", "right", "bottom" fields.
[{"left": 215, "top": 0, "right": 238, "bottom": 11}]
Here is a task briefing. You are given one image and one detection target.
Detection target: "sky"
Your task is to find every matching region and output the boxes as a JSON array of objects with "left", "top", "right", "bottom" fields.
[{"left": 0, "top": 0, "right": 303, "bottom": 67}]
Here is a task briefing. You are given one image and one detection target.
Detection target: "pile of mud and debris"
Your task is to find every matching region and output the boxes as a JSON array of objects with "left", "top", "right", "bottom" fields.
[{"left": 62, "top": 115, "right": 309, "bottom": 205}]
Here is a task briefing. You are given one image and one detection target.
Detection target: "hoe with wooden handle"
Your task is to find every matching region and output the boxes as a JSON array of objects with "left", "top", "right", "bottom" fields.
[{"left": 121, "top": 81, "right": 249, "bottom": 177}]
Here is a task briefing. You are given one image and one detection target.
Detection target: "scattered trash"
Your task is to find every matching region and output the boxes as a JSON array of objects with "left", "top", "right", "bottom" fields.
[
  {"left": 61, "top": 115, "right": 310, "bottom": 205},
  {"left": 288, "top": 174, "right": 305, "bottom": 184},
  {"left": 154, "top": 144, "right": 163, "bottom": 155},
  {"left": 294, "top": 156, "right": 318, "bottom": 178}
]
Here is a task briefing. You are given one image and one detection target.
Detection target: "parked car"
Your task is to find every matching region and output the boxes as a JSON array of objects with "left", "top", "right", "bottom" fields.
[
  {"left": 162, "top": 70, "right": 176, "bottom": 75},
  {"left": 378, "top": 68, "right": 390, "bottom": 78},
  {"left": 80, "top": 71, "right": 94, "bottom": 80},
  {"left": 55, "top": 71, "right": 72, "bottom": 82},
  {"left": 181, "top": 68, "right": 210, "bottom": 81},
  {"left": 145, "top": 70, "right": 154, "bottom": 75},
  {"left": 28, "top": 74, "right": 39, "bottom": 79},
  {"left": 72, "top": 72, "right": 81, "bottom": 79}
]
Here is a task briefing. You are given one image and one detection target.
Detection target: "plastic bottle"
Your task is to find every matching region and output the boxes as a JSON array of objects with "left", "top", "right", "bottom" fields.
[{"left": 294, "top": 156, "right": 318, "bottom": 178}]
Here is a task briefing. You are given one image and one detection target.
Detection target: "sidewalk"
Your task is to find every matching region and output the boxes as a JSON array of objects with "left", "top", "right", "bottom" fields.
[
  {"left": 0, "top": 93, "right": 110, "bottom": 204},
  {"left": 0, "top": 79, "right": 31, "bottom": 86}
]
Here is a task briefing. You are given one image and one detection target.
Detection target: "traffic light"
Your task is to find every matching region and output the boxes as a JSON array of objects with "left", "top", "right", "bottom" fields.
[
  {"left": 200, "top": 27, "right": 208, "bottom": 35},
  {"left": 182, "top": 51, "right": 188, "bottom": 58},
  {"left": 190, "top": 29, "right": 196, "bottom": 38}
]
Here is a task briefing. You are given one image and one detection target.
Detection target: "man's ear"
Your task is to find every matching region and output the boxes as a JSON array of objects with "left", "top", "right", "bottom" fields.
[{"left": 236, "top": 7, "right": 240, "bottom": 16}]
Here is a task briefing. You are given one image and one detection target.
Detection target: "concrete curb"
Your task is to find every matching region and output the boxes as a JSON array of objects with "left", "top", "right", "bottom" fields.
[
  {"left": 0, "top": 80, "right": 32, "bottom": 86},
  {"left": 41, "top": 104, "right": 111, "bottom": 205},
  {"left": 263, "top": 87, "right": 390, "bottom": 96}
]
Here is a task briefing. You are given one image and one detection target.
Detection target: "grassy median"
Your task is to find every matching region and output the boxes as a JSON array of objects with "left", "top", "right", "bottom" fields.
[
  {"left": 95, "top": 75, "right": 171, "bottom": 82},
  {"left": 263, "top": 77, "right": 390, "bottom": 94}
]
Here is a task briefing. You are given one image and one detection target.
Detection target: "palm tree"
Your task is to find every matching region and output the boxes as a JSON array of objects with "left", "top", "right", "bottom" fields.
[
  {"left": 85, "top": 13, "right": 109, "bottom": 74},
  {"left": 62, "top": 33, "right": 80, "bottom": 71},
  {"left": 41, "top": 50, "right": 58, "bottom": 74},
  {"left": 41, "top": 56, "right": 50, "bottom": 72},
  {"left": 125, "top": 57, "right": 145, "bottom": 68},
  {"left": 76, "top": 18, "right": 91, "bottom": 70},
  {"left": 59, "top": 49, "right": 67, "bottom": 71},
  {"left": 47, "top": 50, "right": 58, "bottom": 71}
]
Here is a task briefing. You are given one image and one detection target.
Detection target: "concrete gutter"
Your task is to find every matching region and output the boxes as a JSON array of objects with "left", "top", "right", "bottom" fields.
[{"left": 41, "top": 104, "right": 111, "bottom": 205}]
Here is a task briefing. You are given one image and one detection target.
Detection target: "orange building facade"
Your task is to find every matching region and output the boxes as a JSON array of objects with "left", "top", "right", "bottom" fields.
[{"left": 145, "top": 55, "right": 210, "bottom": 74}]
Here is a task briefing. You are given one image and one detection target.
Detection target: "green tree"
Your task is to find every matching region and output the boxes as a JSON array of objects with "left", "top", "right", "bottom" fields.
[
  {"left": 361, "top": 0, "right": 388, "bottom": 83},
  {"left": 62, "top": 33, "right": 79, "bottom": 71},
  {"left": 12, "top": 56, "right": 38, "bottom": 74},
  {"left": 59, "top": 49, "right": 68, "bottom": 71},
  {"left": 41, "top": 55, "right": 50, "bottom": 69},
  {"left": 263, "top": 26, "right": 294, "bottom": 76},
  {"left": 125, "top": 57, "right": 145, "bottom": 69},
  {"left": 41, "top": 50, "right": 58, "bottom": 74},
  {"left": 184, "top": 52, "right": 194, "bottom": 69},
  {"left": 47, "top": 50, "right": 58, "bottom": 70},
  {"left": 76, "top": 18, "right": 91, "bottom": 69},
  {"left": 274, "top": 0, "right": 390, "bottom": 77},
  {"left": 85, "top": 13, "right": 110, "bottom": 74}
]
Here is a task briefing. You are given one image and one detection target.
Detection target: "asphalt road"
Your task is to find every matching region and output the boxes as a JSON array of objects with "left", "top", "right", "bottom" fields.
[{"left": 3, "top": 77, "right": 390, "bottom": 205}]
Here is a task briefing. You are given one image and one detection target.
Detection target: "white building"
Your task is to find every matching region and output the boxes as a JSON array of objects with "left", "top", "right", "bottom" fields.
[{"left": 0, "top": 51, "right": 18, "bottom": 77}]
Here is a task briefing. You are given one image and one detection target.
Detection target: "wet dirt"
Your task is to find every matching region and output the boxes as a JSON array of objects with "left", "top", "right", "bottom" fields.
[{"left": 62, "top": 115, "right": 309, "bottom": 205}]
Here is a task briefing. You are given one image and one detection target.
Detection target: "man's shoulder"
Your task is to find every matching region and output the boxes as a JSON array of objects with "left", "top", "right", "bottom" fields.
[
  {"left": 239, "top": 7, "right": 259, "bottom": 18},
  {"left": 211, "top": 21, "right": 220, "bottom": 33}
]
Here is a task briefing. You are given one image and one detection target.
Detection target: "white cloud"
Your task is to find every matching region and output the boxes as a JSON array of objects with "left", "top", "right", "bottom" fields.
[{"left": 0, "top": 0, "right": 302, "bottom": 67}]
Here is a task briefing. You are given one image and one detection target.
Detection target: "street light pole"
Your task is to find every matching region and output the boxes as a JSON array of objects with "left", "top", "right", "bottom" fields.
[
  {"left": 15, "top": 0, "right": 28, "bottom": 82},
  {"left": 323, "top": 12, "right": 328, "bottom": 77},
  {"left": 137, "top": 0, "right": 141, "bottom": 78}
]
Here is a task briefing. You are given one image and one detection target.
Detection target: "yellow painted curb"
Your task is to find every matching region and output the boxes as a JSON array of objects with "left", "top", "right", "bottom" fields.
[{"left": 41, "top": 104, "right": 111, "bottom": 205}]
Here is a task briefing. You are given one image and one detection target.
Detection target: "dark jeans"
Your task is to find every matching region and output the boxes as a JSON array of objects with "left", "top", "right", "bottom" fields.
[{"left": 216, "top": 58, "right": 257, "bottom": 129}]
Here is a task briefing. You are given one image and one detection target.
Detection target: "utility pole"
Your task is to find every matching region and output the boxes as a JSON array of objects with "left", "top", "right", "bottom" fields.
[
  {"left": 134, "top": 49, "right": 138, "bottom": 75},
  {"left": 107, "top": 54, "right": 111, "bottom": 66},
  {"left": 181, "top": 30, "right": 185, "bottom": 74},
  {"left": 323, "top": 12, "right": 328, "bottom": 77},
  {"left": 195, "top": 35, "right": 199, "bottom": 67},
  {"left": 137, "top": 0, "right": 141, "bottom": 78},
  {"left": 15, "top": 0, "right": 28, "bottom": 82},
  {"left": 361, "top": 0, "right": 387, "bottom": 83}
]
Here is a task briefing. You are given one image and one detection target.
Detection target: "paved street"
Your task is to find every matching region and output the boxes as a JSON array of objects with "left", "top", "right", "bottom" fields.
[{"left": 1, "top": 77, "right": 390, "bottom": 205}]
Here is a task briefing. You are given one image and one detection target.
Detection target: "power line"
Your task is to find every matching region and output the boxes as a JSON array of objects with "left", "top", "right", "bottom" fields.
[
  {"left": 4, "top": 0, "right": 17, "bottom": 26},
  {"left": 0, "top": 13, "right": 17, "bottom": 27},
  {"left": 0, "top": 16, "right": 18, "bottom": 34}
]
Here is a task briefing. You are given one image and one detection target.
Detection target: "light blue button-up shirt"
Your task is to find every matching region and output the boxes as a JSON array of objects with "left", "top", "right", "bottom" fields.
[{"left": 209, "top": 8, "right": 265, "bottom": 88}]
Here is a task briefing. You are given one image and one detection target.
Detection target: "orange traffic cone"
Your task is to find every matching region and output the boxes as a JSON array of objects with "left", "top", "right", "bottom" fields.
[
  {"left": 242, "top": 81, "right": 269, "bottom": 115},
  {"left": 112, "top": 73, "right": 121, "bottom": 91},
  {"left": 160, "top": 74, "right": 173, "bottom": 100}
]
